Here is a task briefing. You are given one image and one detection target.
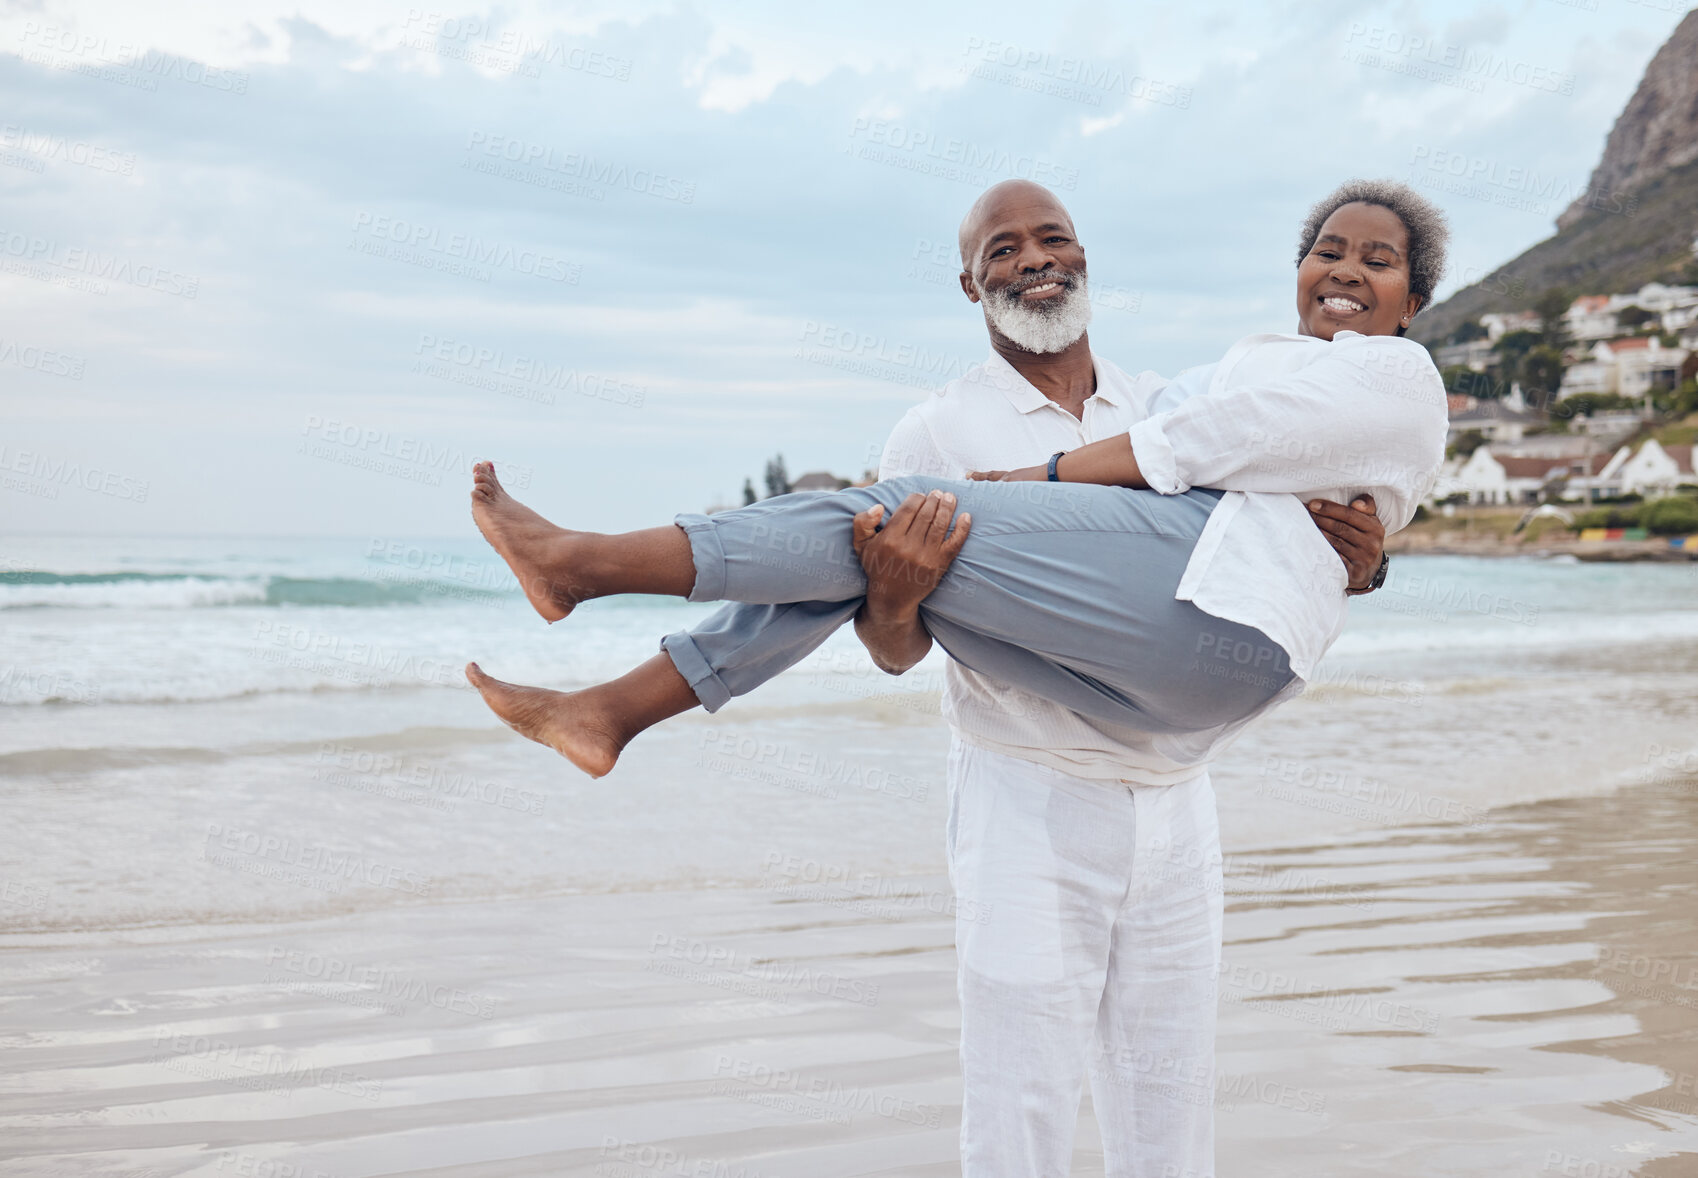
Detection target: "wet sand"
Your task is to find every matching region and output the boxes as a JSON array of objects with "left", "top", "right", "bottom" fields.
[{"left": 2, "top": 777, "right": 1696, "bottom": 1177}]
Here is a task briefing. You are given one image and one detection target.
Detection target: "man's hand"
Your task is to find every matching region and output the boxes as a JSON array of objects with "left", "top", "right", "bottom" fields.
[
  {"left": 854, "top": 490, "right": 973, "bottom": 614},
  {"left": 851, "top": 490, "right": 972, "bottom": 675},
  {"left": 1308, "top": 495, "right": 1385, "bottom": 592}
]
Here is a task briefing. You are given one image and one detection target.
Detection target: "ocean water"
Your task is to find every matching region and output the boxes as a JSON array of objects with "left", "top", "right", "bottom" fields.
[{"left": 2, "top": 534, "right": 1695, "bottom": 935}]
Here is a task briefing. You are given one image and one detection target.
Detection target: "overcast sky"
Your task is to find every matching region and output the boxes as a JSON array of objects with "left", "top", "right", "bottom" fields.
[{"left": 2, "top": 0, "right": 1688, "bottom": 537}]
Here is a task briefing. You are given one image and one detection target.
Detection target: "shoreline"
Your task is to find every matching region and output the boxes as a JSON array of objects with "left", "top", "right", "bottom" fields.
[{"left": 1388, "top": 534, "right": 1698, "bottom": 561}]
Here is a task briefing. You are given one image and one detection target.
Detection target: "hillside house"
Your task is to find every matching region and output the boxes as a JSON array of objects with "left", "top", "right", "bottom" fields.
[{"left": 1617, "top": 440, "right": 1697, "bottom": 497}]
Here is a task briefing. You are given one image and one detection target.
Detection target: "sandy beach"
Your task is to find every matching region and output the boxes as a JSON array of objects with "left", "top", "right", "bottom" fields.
[
  {"left": 3, "top": 777, "right": 1698, "bottom": 1177},
  {"left": 5, "top": 541, "right": 1698, "bottom": 1176}
]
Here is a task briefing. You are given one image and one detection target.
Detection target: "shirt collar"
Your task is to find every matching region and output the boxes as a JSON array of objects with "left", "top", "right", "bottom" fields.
[{"left": 977, "top": 349, "right": 1126, "bottom": 414}]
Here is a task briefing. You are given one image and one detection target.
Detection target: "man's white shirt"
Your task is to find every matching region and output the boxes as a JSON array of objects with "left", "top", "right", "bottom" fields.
[
  {"left": 876, "top": 334, "right": 1445, "bottom": 787},
  {"left": 878, "top": 349, "right": 1212, "bottom": 786}
]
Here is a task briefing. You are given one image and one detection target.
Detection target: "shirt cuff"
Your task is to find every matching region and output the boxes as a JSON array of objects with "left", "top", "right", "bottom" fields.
[{"left": 1127, "top": 418, "right": 1188, "bottom": 494}]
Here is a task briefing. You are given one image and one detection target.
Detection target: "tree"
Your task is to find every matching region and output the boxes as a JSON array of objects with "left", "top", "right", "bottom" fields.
[
  {"left": 1615, "top": 305, "right": 1657, "bottom": 331},
  {"left": 763, "top": 453, "right": 792, "bottom": 499},
  {"left": 1555, "top": 391, "right": 1637, "bottom": 419},
  {"left": 1451, "top": 429, "right": 1487, "bottom": 459},
  {"left": 1441, "top": 365, "right": 1509, "bottom": 400},
  {"left": 741, "top": 478, "right": 758, "bottom": 506},
  {"left": 1533, "top": 287, "right": 1573, "bottom": 349},
  {"left": 1517, "top": 347, "right": 1567, "bottom": 401},
  {"left": 1448, "top": 320, "right": 1489, "bottom": 345},
  {"left": 1651, "top": 379, "right": 1698, "bottom": 418},
  {"left": 1492, "top": 329, "right": 1541, "bottom": 368}
]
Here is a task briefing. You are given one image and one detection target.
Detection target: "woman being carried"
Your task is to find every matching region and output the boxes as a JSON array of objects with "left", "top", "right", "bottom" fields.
[{"left": 464, "top": 179, "right": 1451, "bottom": 778}]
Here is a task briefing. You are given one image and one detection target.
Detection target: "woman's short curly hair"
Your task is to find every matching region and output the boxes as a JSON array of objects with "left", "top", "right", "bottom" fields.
[{"left": 1295, "top": 179, "right": 1450, "bottom": 323}]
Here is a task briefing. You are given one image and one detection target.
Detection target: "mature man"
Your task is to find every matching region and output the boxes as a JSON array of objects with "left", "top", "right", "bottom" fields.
[{"left": 847, "top": 179, "right": 1386, "bottom": 1176}]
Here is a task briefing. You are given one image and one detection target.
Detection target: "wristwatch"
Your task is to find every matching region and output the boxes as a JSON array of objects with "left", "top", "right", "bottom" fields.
[
  {"left": 1347, "top": 552, "right": 1389, "bottom": 596},
  {"left": 1047, "top": 451, "right": 1067, "bottom": 481}
]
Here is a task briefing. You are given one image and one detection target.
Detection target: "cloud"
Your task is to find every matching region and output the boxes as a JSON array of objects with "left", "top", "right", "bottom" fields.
[{"left": 0, "top": 0, "right": 1687, "bottom": 535}]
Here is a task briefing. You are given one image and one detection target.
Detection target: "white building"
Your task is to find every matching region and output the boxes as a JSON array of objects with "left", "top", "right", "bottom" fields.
[
  {"left": 1435, "top": 338, "right": 1493, "bottom": 372},
  {"left": 1612, "top": 282, "right": 1698, "bottom": 316},
  {"left": 1563, "top": 295, "right": 1618, "bottom": 343},
  {"left": 1610, "top": 337, "right": 1689, "bottom": 402},
  {"left": 1441, "top": 445, "right": 1617, "bottom": 505},
  {"left": 1445, "top": 385, "right": 1544, "bottom": 446},
  {"left": 1479, "top": 310, "right": 1543, "bottom": 341},
  {"left": 1617, "top": 440, "right": 1697, "bottom": 497},
  {"left": 1556, "top": 337, "right": 1689, "bottom": 402}
]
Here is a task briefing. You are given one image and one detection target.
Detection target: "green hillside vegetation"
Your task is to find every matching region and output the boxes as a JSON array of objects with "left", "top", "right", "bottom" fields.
[{"left": 1413, "top": 154, "right": 1698, "bottom": 347}]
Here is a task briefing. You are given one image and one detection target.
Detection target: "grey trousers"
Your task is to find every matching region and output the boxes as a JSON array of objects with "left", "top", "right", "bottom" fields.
[{"left": 660, "top": 476, "right": 1294, "bottom": 736}]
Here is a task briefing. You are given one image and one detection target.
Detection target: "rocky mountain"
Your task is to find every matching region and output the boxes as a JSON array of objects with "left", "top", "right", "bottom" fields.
[
  {"left": 1558, "top": 10, "right": 1698, "bottom": 230},
  {"left": 1414, "top": 11, "right": 1698, "bottom": 346}
]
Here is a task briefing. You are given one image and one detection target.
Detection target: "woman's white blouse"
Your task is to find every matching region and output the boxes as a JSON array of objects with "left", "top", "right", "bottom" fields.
[{"left": 1126, "top": 330, "right": 1448, "bottom": 679}]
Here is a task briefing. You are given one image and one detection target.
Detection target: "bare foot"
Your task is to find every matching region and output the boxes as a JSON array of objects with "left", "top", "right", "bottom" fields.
[
  {"left": 469, "top": 461, "right": 582, "bottom": 623},
  {"left": 465, "top": 662, "right": 625, "bottom": 778}
]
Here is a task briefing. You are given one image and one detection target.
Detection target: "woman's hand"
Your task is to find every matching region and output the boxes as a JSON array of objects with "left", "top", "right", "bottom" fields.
[
  {"left": 1307, "top": 495, "right": 1386, "bottom": 591},
  {"left": 967, "top": 465, "right": 1047, "bottom": 482}
]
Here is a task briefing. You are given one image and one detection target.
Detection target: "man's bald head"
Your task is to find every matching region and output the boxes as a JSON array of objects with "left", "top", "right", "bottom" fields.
[{"left": 957, "top": 180, "right": 1076, "bottom": 269}]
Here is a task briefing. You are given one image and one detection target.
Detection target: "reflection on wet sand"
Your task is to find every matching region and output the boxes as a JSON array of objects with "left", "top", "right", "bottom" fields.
[
  {"left": 1213, "top": 776, "right": 1698, "bottom": 1177},
  {"left": 0, "top": 780, "right": 1693, "bottom": 1176}
]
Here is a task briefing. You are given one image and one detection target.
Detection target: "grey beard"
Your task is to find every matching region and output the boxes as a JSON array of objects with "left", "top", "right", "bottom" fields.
[{"left": 977, "top": 274, "right": 1093, "bottom": 354}]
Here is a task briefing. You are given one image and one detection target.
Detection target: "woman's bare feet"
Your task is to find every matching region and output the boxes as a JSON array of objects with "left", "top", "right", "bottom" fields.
[
  {"left": 465, "top": 662, "right": 625, "bottom": 778},
  {"left": 469, "top": 462, "right": 582, "bottom": 623}
]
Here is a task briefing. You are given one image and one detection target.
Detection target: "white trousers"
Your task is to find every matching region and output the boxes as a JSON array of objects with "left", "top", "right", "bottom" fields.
[{"left": 947, "top": 738, "right": 1223, "bottom": 1178}]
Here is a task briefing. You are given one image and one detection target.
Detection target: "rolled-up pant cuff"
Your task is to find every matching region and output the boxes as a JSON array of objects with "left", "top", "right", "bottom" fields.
[
  {"left": 673, "top": 512, "right": 726, "bottom": 603},
  {"left": 660, "top": 630, "right": 732, "bottom": 713}
]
